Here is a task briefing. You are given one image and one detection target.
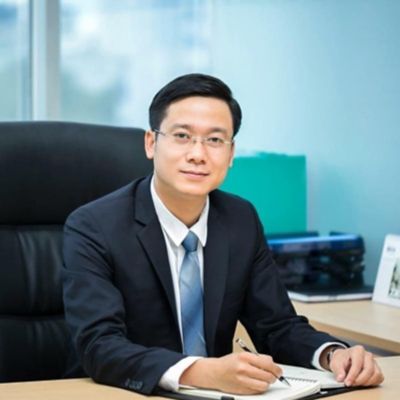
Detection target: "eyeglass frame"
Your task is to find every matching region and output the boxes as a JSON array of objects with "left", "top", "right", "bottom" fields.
[{"left": 153, "top": 129, "right": 234, "bottom": 149}]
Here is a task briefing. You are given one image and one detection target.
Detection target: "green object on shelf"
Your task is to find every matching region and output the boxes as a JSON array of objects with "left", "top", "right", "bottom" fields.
[{"left": 220, "top": 152, "right": 306, "bottom": 234}]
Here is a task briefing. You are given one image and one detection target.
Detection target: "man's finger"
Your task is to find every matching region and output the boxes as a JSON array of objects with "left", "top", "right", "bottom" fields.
[
  {"left": 242, "top": 364, "right": 277, "bottom": 385},
  {"left": 249, "top": 354, "right": 282, "bottom": 379},
  {"left": 242, "top": 376, "right": 271, "bottom": 393},
  {"left": 352, "top": 354, "right": 375, "bottom": 386},
  {"left": 343, "top": 348, "right": 365, "bottom": 386},
  {"left": 364, "top": 366, "right": 384, "bottom": 387},
  {"left": 330, "top": 350, "right": 349, "bottom": 382}
]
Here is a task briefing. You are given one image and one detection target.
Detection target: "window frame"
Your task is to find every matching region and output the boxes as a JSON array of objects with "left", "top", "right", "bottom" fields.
[{"left": 30, "top": 0, "right": 60, "bottom": 120}]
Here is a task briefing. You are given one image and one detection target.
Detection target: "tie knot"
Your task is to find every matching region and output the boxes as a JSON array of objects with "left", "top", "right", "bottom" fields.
[{"left": 182, "top": 231, "right": 198, "bottom": 252}]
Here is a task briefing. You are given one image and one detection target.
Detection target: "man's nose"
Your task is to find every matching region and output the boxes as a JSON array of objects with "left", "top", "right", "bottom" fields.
[{"left": 186, "top": 138, "right": 207, "bottom": 161}]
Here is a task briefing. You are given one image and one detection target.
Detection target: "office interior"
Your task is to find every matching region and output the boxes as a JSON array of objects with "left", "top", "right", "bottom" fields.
[
  {"left": 1, "top": 0, "right": 400, "bottom": 341},
  {"left": 2, "top": 1, "right": 400, "bottom": 287}
]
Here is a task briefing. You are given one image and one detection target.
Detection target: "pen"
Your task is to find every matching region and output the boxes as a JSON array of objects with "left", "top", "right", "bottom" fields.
[{"left": 235, "top": 338, "right": 291, "bottom": 387}]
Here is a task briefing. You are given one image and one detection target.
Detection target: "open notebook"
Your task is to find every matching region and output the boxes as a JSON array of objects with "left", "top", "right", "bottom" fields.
[{"left": 171, "top": 364, "right": 346, "bottom": 400}]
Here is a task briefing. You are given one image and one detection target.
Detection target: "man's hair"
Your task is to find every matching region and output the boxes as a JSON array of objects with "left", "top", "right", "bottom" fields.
[{"left": 149, "top": 73, "right": 242, "bottom": 136}]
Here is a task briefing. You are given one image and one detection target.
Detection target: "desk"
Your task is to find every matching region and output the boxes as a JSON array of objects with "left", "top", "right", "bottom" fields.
[
  {"left": 292, "top": 300, "right": 400, "bottom": 354},
  {"left": 1, "top": 357, "right": 399, "bottom": 400}
]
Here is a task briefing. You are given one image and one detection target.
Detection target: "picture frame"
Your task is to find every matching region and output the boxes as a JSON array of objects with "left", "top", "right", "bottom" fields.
[{"left": 373, "top": 234, "right": 400, "bottom": 308}]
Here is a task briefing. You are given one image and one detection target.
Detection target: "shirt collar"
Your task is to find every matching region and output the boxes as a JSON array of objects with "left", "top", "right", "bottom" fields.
[{"left": 150, "top": 177, "right": 208, "bottom": 247}]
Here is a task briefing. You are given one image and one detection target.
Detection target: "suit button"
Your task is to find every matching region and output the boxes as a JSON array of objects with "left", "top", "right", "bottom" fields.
[{"left": 124, "top": 378, "right": 144, "bottom": 391}]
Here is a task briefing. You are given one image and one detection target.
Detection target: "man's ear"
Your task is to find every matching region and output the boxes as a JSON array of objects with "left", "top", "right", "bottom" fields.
[{"left": 144, "top": 130, "right": 156, "bottom": 160}]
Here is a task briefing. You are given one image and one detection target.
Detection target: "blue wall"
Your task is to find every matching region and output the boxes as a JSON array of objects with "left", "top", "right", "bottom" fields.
[{"left": 211, "top": 0, "right": 400, "bottom": 284}]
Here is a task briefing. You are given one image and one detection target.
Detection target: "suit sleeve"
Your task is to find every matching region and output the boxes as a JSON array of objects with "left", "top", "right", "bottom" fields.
[
  {"left": 62, "top": 206, "right": 185, "bottom": 394},
  {"left": 239, "top": 204, "right": 347, "bottom": 368}
]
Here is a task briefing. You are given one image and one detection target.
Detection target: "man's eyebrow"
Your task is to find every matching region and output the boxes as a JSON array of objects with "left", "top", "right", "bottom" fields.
[
  {"left": 208, "top": 127, "right": 229, "bottom": 134},
  {"left": 170, "top": 124, "right": 229, "bottom": 134},
  {"left": 170, "top": 124, "right": 191, "bottom": 130}
]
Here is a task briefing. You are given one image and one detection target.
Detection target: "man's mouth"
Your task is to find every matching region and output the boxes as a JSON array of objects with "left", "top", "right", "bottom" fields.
[{"left": 181, "top": 170, "right": 209, "bottom": 177}]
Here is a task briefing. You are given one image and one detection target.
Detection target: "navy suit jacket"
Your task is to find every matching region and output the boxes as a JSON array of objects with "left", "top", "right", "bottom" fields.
[{"left": 62, "top": 176, "right": 338, "bottom": 394}]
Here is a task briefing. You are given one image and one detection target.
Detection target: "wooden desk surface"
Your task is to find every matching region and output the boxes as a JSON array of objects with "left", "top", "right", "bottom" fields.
[
  {"left": 0, "top": 357, "right": 398, "bottom": 400},
  {"left": 292, "top": 300, "right": 400, "bottom": 354}
]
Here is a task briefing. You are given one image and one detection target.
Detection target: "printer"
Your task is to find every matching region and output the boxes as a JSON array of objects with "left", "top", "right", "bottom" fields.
[{"left": 267, "top": 232, "right": 374, "bottom": 302}]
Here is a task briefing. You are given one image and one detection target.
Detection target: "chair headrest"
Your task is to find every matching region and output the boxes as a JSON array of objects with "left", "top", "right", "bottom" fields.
[{"left": 0, "top": 121, "right": 153, "bottom": 224}]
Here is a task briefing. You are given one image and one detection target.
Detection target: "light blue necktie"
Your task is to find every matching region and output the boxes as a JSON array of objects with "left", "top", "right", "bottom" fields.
[{"left": 179, "top": 231, "right": 207, "bottom": 356}]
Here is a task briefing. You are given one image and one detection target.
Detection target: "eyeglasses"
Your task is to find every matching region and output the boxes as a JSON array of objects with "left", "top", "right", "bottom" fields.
[{"left": 153, "top": 129, "right": 234, "bottom": 150}]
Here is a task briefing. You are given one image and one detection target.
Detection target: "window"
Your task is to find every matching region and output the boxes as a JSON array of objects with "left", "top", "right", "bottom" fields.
[
  {"left": 0, "top": 0, "right": 30, "bottom": 121},
  {"left": 60, "top": 0, "right": 213, "bottom": 128}
]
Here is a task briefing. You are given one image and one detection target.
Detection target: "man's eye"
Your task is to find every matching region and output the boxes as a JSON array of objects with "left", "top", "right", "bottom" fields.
[
  {"left": 173, "top": 132, "right": 191, "bottom": 140},
  {"left": 207, "top": 137, "right": 224, "bottom": 144}
]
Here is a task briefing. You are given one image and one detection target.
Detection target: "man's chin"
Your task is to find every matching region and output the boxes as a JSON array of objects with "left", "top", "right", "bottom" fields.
[
  {"left": 171, "top": 178, "right": 223, "bottom": 198},
  {"left": 177, "top": 184, "right": 213, "bottom": 198}
]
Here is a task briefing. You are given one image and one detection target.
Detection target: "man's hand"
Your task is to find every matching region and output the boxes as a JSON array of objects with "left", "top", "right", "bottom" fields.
[
  {"left": 326, "top": 345, "right": 384, "bottom": 387},
  {"left": 180, "top": 352, "right": 282, "bottom": 394}
]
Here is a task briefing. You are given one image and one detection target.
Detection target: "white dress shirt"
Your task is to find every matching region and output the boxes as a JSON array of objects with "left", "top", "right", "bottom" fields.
[
  {"left": 150, "top": 178, "right": 344, "bottom": 391},
  {"left": 151, "top": 178, "right": 208, "bottom": 390}
]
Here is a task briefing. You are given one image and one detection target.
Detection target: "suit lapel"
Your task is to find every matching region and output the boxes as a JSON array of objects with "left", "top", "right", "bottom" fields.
[
  {"left": 134, "top": 177, "right": 180, "bottom": 332},
  {"left": 203, "top": 205, "right": 230, "bottom": 355}
]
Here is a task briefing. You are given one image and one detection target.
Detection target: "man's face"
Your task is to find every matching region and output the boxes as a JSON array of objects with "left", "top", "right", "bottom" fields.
[{"left": 145, "top": 96, "right": 235, "bottom": 202}]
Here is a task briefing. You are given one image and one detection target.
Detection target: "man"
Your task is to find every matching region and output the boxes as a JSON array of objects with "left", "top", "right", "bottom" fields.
[{"left": 62, "top": 73, "right": 383, "bottom": 395}]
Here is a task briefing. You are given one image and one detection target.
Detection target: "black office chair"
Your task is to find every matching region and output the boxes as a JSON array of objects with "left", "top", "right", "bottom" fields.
[{"left": 0, "top": 121, "right": 152, "bottom": 382}]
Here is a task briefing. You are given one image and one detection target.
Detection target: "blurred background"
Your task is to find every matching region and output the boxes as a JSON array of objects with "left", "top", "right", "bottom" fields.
[{"left": 1, "top": 0, "right": 399, "bottom": 285}]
